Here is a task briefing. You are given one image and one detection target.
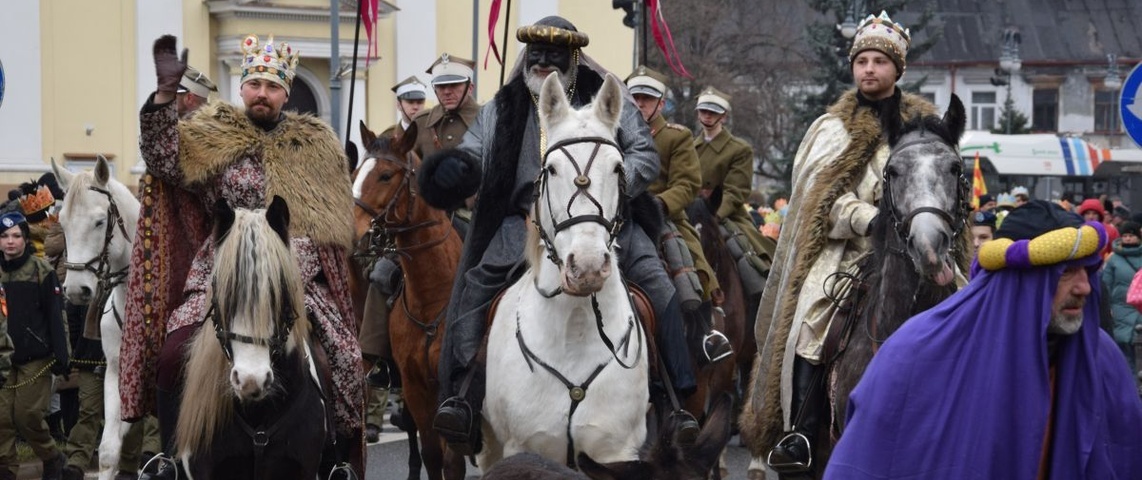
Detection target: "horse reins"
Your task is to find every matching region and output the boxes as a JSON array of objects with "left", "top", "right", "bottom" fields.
[
  {"left": 63, "top": 186, "right": 131, "bottom": 329},
  {"left": 353, "top": 152, "right": 451, "bottom": 260}
]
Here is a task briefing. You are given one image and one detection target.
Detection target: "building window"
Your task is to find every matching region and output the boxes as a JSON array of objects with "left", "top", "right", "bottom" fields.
[
  {"left": 971, "top": 91, "right": 997, "bottom": 130},
  {"left": 1031, "top": 88, "right": 1059, "bottom": 132},
  {"left": 1094, "top": 89, "right": 1121, "bottom": 133}
]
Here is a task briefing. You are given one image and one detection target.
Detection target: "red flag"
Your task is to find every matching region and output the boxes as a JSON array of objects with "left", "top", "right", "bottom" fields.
[
  {"left": 971, "top": 152, "right": 987, "bottom": 209},
  {"left": 484, "top": 0, "right": 505, "bottom": 69},
  {"left": 648, "top": 0, "right": 691, "bottom": 78},
  {"left": 361, "top": 0, "right": 380, "bottom": 65}
]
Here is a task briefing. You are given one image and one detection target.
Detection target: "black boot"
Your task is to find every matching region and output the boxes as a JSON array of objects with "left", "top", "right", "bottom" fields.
[
  {"left": 433, "top": 396, "right": 481, "bottom": 456},
  {"left": 692, "top": 300, "right": 732, "bottom": 364},
  {"left": 42, "top": 451, "right": 66, "bottom": 480},
  {"left": 767, "top": 356, "right": 824, "bottom": 475},
  {"left": 139, "top": 389, "right": 186, "bottom": 480},
  {"left": 670, "top": 407, "right": 701, "bottom": 447}
]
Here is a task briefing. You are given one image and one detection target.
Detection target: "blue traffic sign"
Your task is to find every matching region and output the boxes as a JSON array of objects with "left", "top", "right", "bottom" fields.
[
  {"left": 0, "top": 58, "right": 5, "bottom": 110},
  {"left": 1123, "top": 62, "right": 1142, "bottom": 149}
]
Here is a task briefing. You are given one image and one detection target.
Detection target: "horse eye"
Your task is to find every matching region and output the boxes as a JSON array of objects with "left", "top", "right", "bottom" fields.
[
  {"left": 379, "top": 172, "right": 394, "bottom": 182},
  {"left": 546, "top": 165, "right": 556, "bottom": 175},
  {"left": 950, "top": 163, "right": 963, "bottom": 175},
  {"left": 94, "top": 219, "right": 105, "bottom": 227},
  {"left": 884, "top": 167, "right": 898, "bottom": 179}
]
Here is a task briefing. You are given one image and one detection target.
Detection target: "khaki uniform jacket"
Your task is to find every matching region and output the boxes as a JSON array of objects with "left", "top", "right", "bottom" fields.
[
  {"left": 412, "top": 96, "right": 480, "bottom": 158},
  {"left": 695, "top": 128, "right": 769, "bottom": 256},
  {"left": 646, "top": 114, "right": 718, "bottom": 296}
]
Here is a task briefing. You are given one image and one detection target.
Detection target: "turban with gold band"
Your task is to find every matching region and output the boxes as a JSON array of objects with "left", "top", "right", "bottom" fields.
[
  {"left": 976, "top": 199, "right": 1107, "bottom": 272},
  {"left": 516, "top": 16, "right": 589, "bottom": 49}
]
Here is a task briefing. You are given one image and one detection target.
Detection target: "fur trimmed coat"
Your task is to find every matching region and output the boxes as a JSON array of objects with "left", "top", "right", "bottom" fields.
[
  {"left": 120, "top": 99, "right": 362, "bottom": 433},
  {"left": 740, "top": 89, "right": 939, "bottom": 455}
]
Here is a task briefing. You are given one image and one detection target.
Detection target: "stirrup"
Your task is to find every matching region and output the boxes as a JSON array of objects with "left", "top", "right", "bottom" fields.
[
  {"left": 702, "top": 330, "right": 733, "bottom": 363},
  {"left": 766, "top": 432, "right": 812, "bottom": 474},
  {"left": 326, "top": 462, "right": 359, "bottom": 480},
  {"left": 139, "top": 452, "right": 181, "bottom": 480}
]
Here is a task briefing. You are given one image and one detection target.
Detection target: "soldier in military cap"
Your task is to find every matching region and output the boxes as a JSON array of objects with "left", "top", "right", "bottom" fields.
[
  {"left": 412, "top": 54, "right": 480, "bottom": 158},
  {"left": 381, "top": 75, "right": 427, "bottom": 139},
  {"left": 694, "top": 87, "right": 773, "bottom": 296},
  {"left": 626, "top": 65, "right": 732, "bottom": 363},
  {"left": 175, "top": 65, "right": 217, "bottom": 119}
]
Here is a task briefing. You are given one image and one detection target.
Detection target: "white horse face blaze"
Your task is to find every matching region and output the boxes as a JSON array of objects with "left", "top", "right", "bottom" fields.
[{"left": 229, "top": 330, "right": 275, "bottom": 402}]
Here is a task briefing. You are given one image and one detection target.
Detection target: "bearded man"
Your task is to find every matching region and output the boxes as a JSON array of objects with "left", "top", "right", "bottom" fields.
[
  {"left": 418, "top": 16, "right": 700, "bottom": 455},
  {"left": 827, "top": 201, "right": 1142, "bottom": 479},
  {"left": 741, "top": 11, "right": 950, "bottom": 477},
  {"left": 124, "top": 35, "right": 363, "bottom": 479}
]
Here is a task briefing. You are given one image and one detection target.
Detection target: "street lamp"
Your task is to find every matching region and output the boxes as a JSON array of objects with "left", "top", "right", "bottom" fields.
[
  {"left": 1105, "top": 53, "right": 1123, "bottom": 90},
  {"left": 990, "top": 27, "right": 1022, "bottom": 134},
  {"left": 838, "top": 0, "right": 865, "bottom": 39}
]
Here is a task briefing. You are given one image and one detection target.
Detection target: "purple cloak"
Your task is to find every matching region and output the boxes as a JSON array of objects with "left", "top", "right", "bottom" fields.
[{"left": 825, "top": 257, "right": 1142, "bottom": 479}]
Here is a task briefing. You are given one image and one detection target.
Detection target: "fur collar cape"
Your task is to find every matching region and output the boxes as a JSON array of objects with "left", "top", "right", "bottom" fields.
[{"left": 178, "top": 101, "right": 354, "bottom": 248}]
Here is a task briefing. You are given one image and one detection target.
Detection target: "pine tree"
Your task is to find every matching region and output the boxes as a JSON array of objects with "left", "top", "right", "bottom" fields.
[{"left": 990, "top": 94, "right": 1030, "bottom": 134}]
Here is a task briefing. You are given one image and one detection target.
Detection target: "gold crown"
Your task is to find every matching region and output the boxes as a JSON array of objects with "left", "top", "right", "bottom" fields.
[
  {"left": 240, "top": 34, "right": 300, "bottom": 92},
  {"left": 18, "top": 186, "right": 55, "bottom": 215}
]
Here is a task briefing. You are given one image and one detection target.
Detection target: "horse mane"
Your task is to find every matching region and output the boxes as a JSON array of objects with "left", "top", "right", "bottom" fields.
[
  {"left": 176, "top": 208, "right": 309, "bottom": 458},
  {"left": 889, "top": 114, "right": 960, "bottom": 149}
]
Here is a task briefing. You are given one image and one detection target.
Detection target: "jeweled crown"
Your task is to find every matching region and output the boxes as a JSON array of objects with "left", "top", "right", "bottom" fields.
[
  {"left": 18, "top": 186, "right": 55, "bottom": 216},
  {"left": 240, "top": 34, "right": 300, "bottom": 92}
]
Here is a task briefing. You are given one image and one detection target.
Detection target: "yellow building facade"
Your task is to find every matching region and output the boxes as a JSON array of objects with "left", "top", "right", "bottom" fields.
[{"left": 0, "top": 0, "right": 634, "bottom": 191}]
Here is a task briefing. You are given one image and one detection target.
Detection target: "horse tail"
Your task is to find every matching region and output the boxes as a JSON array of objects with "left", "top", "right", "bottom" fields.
[{"left": 175, "top": 319, "right": 234, "bottom": 459}]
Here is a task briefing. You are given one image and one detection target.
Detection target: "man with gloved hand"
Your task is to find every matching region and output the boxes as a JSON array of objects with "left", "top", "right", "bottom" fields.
[
  {"left": 0, "top": 211, "right": 69, "bottom": 480},
  {"left": 417, "top": 16, "right": 701, "bottom": 456}
]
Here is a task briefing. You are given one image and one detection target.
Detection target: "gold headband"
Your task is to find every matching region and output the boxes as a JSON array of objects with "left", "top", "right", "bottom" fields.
[
  {"left": 516, "top": 25, "right": 589, "bottom": 49},
  {"left": 978, "top": 224, "right": 1106, "bottom": 271}
]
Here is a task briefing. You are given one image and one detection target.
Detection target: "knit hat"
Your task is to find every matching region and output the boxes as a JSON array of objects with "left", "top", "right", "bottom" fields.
[
  {"left": 849, "top": 11, "right": 911, "bottom": 79},
  {"left": 239, "top": 34, "right": 300, "bottom": 94},
  {"left": 1076, "top": 198, "right": 1105, "bottom": 216},
  {"left": 1119, "top": 221, "right": 1141, "bottom": 238},
  {"left": 973, "top": 210, "right": 998, "bottom": 230}
]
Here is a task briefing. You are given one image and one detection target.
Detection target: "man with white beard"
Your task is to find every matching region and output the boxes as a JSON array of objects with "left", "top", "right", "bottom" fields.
[{"left": 417, "top": 15, "right": 700, "bottom": 455}]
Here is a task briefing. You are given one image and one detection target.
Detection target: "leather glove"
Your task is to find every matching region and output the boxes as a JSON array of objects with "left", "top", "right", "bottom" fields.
[
  {"left": 433, "top": 157, "right": 469, "bottom": 189},
  {"left": 153, "top": 35, "right": 188, "bottom": 95}
]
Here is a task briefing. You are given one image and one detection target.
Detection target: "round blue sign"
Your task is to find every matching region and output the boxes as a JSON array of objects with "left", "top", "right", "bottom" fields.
[
  {"left": 1122, "top": 62, "right": 1142, "bottom": 149},
  {"left": 0, "top": 58, "right": 6, "bottom": 110}
]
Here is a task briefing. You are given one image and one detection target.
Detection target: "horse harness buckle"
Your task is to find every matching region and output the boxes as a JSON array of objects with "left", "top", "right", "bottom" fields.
[{"left": 252, "top": 430, "right": 270, "bottom": 448}]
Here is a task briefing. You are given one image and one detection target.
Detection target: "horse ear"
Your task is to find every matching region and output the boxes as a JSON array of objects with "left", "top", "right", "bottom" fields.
[
  {"left": 94, "top": 154, "right": 112, "bottom": 186},
  {"left": 345, "top": 141, "right": 359, "bottom": 173},
  {"left": 576, "top": 453, "right": 651, "bottom": 480},
  {"left": 538, "top": 73, "right": 570, "bottom": 131},
  {"left": 50, "top": 158, "right": 74, "bottom": 194},
  {"left": 592, "top": 74, "right": 624, "bottom": 132},
  {"left": 212, "top": 199, "right": 236, "bottom": 246},
  {"left": 397, "top": 121, "right": 419, "bottom": 156},
  {"left": 944, "top": 94, "right": 966, "bottom": 143},
  {"left": 359, "top": 120, "right": 377, "bottom": 150},
  {"left": 266, "top": 195, "right": 291, "bottom": 244}
]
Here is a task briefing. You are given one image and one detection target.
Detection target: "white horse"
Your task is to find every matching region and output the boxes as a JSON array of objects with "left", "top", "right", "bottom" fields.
[
  {"left": 53, "top": 156, "right": 139, "bottom": 480},
  {"left": 479, "top": 73, "right": 649, "bottom": 470}
]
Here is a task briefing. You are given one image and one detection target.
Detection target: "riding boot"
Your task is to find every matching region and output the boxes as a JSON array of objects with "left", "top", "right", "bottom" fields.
[
  {"left": 139, "top": 389, "right": 186, "bottom": 480},
  {"left": 689, "top": 300, "right": 732, "bottom": 364},
  {"left": 432, "top": 365, "right": 484, "bottom": 456},
  {"left": 767, "top": 356, "right": 824, "bottom": 476},
  {"left": 656, "top": 293, "right": 697, "bottom": 397}
]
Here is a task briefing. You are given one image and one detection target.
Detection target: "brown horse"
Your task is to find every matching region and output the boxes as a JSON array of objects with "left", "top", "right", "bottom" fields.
[
  {"left": 353, "top": 122, "right": 466, "bottom": 480},
  {"left": 684, "top": 188, "right": 760, "bottom": 478}
]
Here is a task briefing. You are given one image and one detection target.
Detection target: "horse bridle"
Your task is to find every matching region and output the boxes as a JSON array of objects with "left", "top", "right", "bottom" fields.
[
  {"left": 880, "top": 137, "right": 971, "bottom": 259},
  {"left": 353, "top": 151, "right": 450, "bottom": 259},
  {"left": 531, "top": 136, "right": 626, "bottom": 270},
  {"left": 64, "top": 186, "right": 131, "bottom": 325},
  {"left": 208, "top": 285, "right": 299, "bottom": 362}
]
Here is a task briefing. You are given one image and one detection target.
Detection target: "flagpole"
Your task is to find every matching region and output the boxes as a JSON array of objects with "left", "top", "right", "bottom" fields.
[
  {"left": 345, "top": 0, "right": 363, "bottom": 152},
  {"left": 498, "top": 0, "right": 512, "bottom": 87}
]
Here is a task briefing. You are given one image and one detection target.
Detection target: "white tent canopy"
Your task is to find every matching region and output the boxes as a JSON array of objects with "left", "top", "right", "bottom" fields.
[{"left": 960, "top": 131, "right": 1142, "bottom": 177}]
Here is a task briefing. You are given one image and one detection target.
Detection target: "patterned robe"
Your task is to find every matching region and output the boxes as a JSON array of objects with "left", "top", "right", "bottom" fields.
[{"left": 120, "top": 99, "right": 363, "bottom": 433}]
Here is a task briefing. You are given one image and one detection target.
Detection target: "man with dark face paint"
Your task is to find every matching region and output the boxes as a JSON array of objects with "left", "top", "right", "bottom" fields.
[{"left": 418, "top": 16, "right": 701, "bottom": 455}]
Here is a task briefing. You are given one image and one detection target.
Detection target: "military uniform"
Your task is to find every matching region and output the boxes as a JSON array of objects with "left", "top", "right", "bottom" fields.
[
  {"left": 647, "top": 114, "right": 719, "bottom": 297},
  {"left": 412, "top": 97, "right": 480, "bottom": 157},
  {"left": 695, "top": 128, "right": 770, "bottom": 257}
]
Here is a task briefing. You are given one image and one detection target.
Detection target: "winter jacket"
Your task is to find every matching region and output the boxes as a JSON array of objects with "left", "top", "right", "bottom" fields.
[
  {"left": 0, "top": 247, "right": 69, "bottom": 369},
  {"left": 1101, "top": 240, "right": 1142, "bottom": 346}
]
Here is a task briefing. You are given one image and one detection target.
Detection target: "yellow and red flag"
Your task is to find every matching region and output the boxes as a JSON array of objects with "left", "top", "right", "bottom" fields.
[{"left": 971, "top": 151, "right": 987, "bottom": 209}]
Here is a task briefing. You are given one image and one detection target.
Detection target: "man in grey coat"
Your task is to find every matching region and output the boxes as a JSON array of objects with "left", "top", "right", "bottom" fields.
[{"left": 417, "top": 16, "right": 699, "bottom": 455}]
